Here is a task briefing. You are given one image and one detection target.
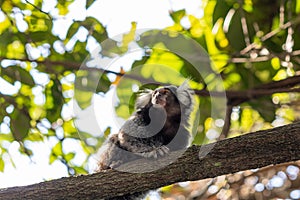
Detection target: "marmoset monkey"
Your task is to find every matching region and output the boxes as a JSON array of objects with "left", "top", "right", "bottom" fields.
[{"left": 97, "top": 81, "right": 194, "bottom": 199}]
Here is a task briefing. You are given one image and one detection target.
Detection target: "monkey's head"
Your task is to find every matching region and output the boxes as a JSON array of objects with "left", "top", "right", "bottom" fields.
[
  {"left": 136, "top": 81, "right": 194, "bottom": 121},
  {"left": 151, "top": 88, "right": 177, "bottom": 107}
]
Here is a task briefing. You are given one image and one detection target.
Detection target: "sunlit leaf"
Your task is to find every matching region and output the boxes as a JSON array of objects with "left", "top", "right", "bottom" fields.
[
  {"left": 74, "top": 89, "right": 93, "bottom": 109},
  {"left": 120, "top": 22, "right": 137, "bottom": 52},
  {"left": 188, "top": 15, "right": 203, "bottom": 38},
  {"left": 81, "top": 17, "right": 108, "bottom": 42},
  {"left": 6, "top": 41, "right": 25, "bottom": 59},
  {"left": 65, "top": 152, "right": 75, "bottom": 162},
  {"left": 104, "top": 127, "right": 111, "bottom": 137},
  {"left": 170, "top": 9, "right": 186, "bottom": 24},
  {"left": 0, "top": 17, "right": 10, "bottom": 34},
  {"left": 73, "top": 166, "right": 88, "bottom": 175},
  {"left": 296, "top": 0, "right": 300, "bottom": 13},
  {"left": 56, "top": 0, "right": 73, "bottom": 15},
  {"left": 63, "top": 120, "right": 77, "bottom": 137},
  {"left": 49, "top": 153, "right": 57, "bottom": 164},
  {"left": 240, "top": 107, "right": 254, "bottom": 132},
  {"left": 0, "top": 158, "right": 4, "bottom": 172},
  {"left": 26, "top": 132, "right": 43, "bottom": 141},
  {"left": 0, "top": 133, "right": 14, "bottom": 142},
  {"left": 1, "top": 0, "right": 13, "bottom": 12},
  {"left": 52, "top": 142, "right": 63, "bottom": 156}
]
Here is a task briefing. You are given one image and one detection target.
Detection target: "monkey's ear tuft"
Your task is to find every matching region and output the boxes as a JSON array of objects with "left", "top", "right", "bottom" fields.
[
  {"left": 135, "top": 89, "right": 153, "bottom": 109},
  {"left": 176, "top": 80, "right": 194, "bottom": 107}
]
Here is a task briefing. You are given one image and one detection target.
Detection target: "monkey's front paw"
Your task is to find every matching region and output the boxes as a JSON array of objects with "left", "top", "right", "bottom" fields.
[
  {"left": 137, "top": 145, "right": 169, "bottom": 159},
  {"left": 109, "top": 160, "right": 122, "bottom": 169}
]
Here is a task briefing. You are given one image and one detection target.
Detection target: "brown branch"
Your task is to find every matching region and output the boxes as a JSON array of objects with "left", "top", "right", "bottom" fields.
[
  {"left": 0, "top": 121, "right": 299, "bottom": 199},
  {"left": 240, "top": 15, "right": 300, "bottom": 54},
  {"left": 220, "top": 104, "right": 233, "bottom": 138},
  {"left": 1, "top": 57, "right": 299, "bottom": 103},
  {"left": 25, "top": 0, "right": 52, "bottom": 20}
]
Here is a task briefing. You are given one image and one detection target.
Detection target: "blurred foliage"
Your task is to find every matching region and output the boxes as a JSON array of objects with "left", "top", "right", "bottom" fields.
[{"left": 0, "top": 0, "right": 300, "bottom": 199}]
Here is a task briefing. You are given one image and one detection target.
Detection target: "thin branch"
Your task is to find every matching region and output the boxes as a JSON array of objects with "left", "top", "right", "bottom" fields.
[
  {"left": 279, "top": 0, "right": 285, "bottom": 27},
  {"left": 220, "top": 104, "right": 233, "bottom": 139},
  {"left": 25, "top": 0, "right": 52, "bottom": 20},
  {"left": 1, "top": 57, "right": 299, "bottom": 103},
  {"left": 238, "top": 1, "right": 251, "bottom": 47},
  {"left": 240, "top": 15, "right": 300, "bottom": 55}
]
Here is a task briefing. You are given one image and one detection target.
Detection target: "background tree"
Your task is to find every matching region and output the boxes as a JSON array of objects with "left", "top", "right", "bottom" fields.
[{"left": 0, "top": 0, "right": 299, "bottom": 199}]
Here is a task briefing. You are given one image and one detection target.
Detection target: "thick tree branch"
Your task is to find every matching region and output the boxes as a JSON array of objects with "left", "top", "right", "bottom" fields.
[
  {"left": 0, "top": 121, "right": 299, "bottom": 199},
  {"left": 1, "top": 56, "right": 299, "bottom": 101}
]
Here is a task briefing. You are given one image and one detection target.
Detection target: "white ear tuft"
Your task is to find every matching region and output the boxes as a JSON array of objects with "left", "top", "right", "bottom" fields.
[
  {"left": 135, "top": 89, "right": 153, "bottom": 109},
  {"left": 178, "top": 80, "right": 190, "bottom": 91},
  {"left": 176, "top": 80, "right": 194, "bottom": 107}
]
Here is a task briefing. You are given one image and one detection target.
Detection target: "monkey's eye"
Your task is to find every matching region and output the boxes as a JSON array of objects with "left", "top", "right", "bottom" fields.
[{"left": 162, "top": 89, "right": 170, "bottom": 95}]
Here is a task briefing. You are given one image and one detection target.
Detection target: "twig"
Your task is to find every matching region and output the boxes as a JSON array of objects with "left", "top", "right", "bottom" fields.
[
  {"left": 220, "top": 104, "right": 233, "bottom": 139},
  {"left": 25, "top": 0, "right": 52, "bottom": 20},
  {"left": 240, "top": 15, "right": 300, "bottom": 55},
  {"left": 1, "top": 57, "right": 299, "bottom": 100}
]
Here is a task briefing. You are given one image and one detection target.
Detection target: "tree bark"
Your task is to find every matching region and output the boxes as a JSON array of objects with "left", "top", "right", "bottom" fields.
[{"left": 0, "top": 122, "right": 299, "bottom": 199}]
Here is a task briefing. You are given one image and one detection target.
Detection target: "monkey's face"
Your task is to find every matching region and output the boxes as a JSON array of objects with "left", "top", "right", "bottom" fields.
[
  {"left": 151, "top": 88, "right": 169, "bottom": 107},
  {"left": 151, "top": 88, "right": 179, "bottom": 109}
]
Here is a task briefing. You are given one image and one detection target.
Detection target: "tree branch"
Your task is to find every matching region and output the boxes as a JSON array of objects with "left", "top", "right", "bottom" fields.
[
  {"left": 1, "top": 56, "right": 299, "bottom": 101},
  {"left": 0, "top": 121, "right": 299, "bottom": 199}
]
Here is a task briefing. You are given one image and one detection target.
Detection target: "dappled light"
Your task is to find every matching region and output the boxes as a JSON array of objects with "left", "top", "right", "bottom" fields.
[
  {"left": 161, "top": 162, "right": 300, "bottom": 199},
  {"left": 0, "top": 0, "right": 300, "bottom": 199}
]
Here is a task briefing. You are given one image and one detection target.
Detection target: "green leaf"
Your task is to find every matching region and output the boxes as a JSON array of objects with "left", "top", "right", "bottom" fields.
[
  {"left": 66, "top": 21, "right": 80, "bottom": 40},
  {"left": 212, "top": 0, "right": 232, "bottom": 24},
  {"left": 52, "top": 142, "right": 63, "bottom": 156},
  {"left": 74, "top": 70, "right": 111, "bottom": 109},
  {"left": 1, "top": 66, "right": 35, "bottom": 87},
  {"left": 104, "top": 127, "right": 111, "bottom": 137},
  {"left": 26, "top": 132, "right": 44, "bottom": 141},
  {"left": 29, "top": 31, "right": 52, "bottom": 42},
  {"left": 49, "top": 153, "right": 57, "bottom": 164},
  {"left": 170, "top": 9, "right": 186, "bottom": 24},
  {"left": 120, "top": 22, "right": 137, "bottom": 52},
  {"left": 74, "top": 90, "right": 93, "bottom": 109},
  {"left": 225, "top": 10, "right": 246, "bottom": 51},
  {"left": 100, "top": 38, "right": 123, "bottom": 56},
  {"left": 79, "top": 17, "right": 108, "bottom": 42},
  {"left": 0, "top": 158, "right": 4, "bottom": 172},
  {"left": 46, "top": 79, "right": 64, "bottom": 122},
  {"left": 86, "top": 0, "right": 95, "bottom": 9},
  {"left": 0, "top": 133, "right": 14, "bottom": 142},
  {"left": 96, "top": 73, "right": 111, "bottom": 93},
  {"left": 73, "top": 166, "right": 88, "bottom": 175},
  {"left": 56, "top": 0, "right": 73, "bottom": 15},
  {"left": 131, "top": 56, "right": 149, "bottom": 69},
  {"left": 65, "top": 152, "right": 75, "bottom": 162},
  {"left": 249, "top": 97, "right": 276, "bottom": 122},
  {"left": 10, "top": 109, "right": 30, "bottom": 141},
  {"left": 296, "top": 0, "right": 300, "bottom": 13}
]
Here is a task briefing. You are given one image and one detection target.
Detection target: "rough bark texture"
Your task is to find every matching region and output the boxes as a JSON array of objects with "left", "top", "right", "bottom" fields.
[{"left": 0, "top": 122, "right": 299, "bottom": 199}]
